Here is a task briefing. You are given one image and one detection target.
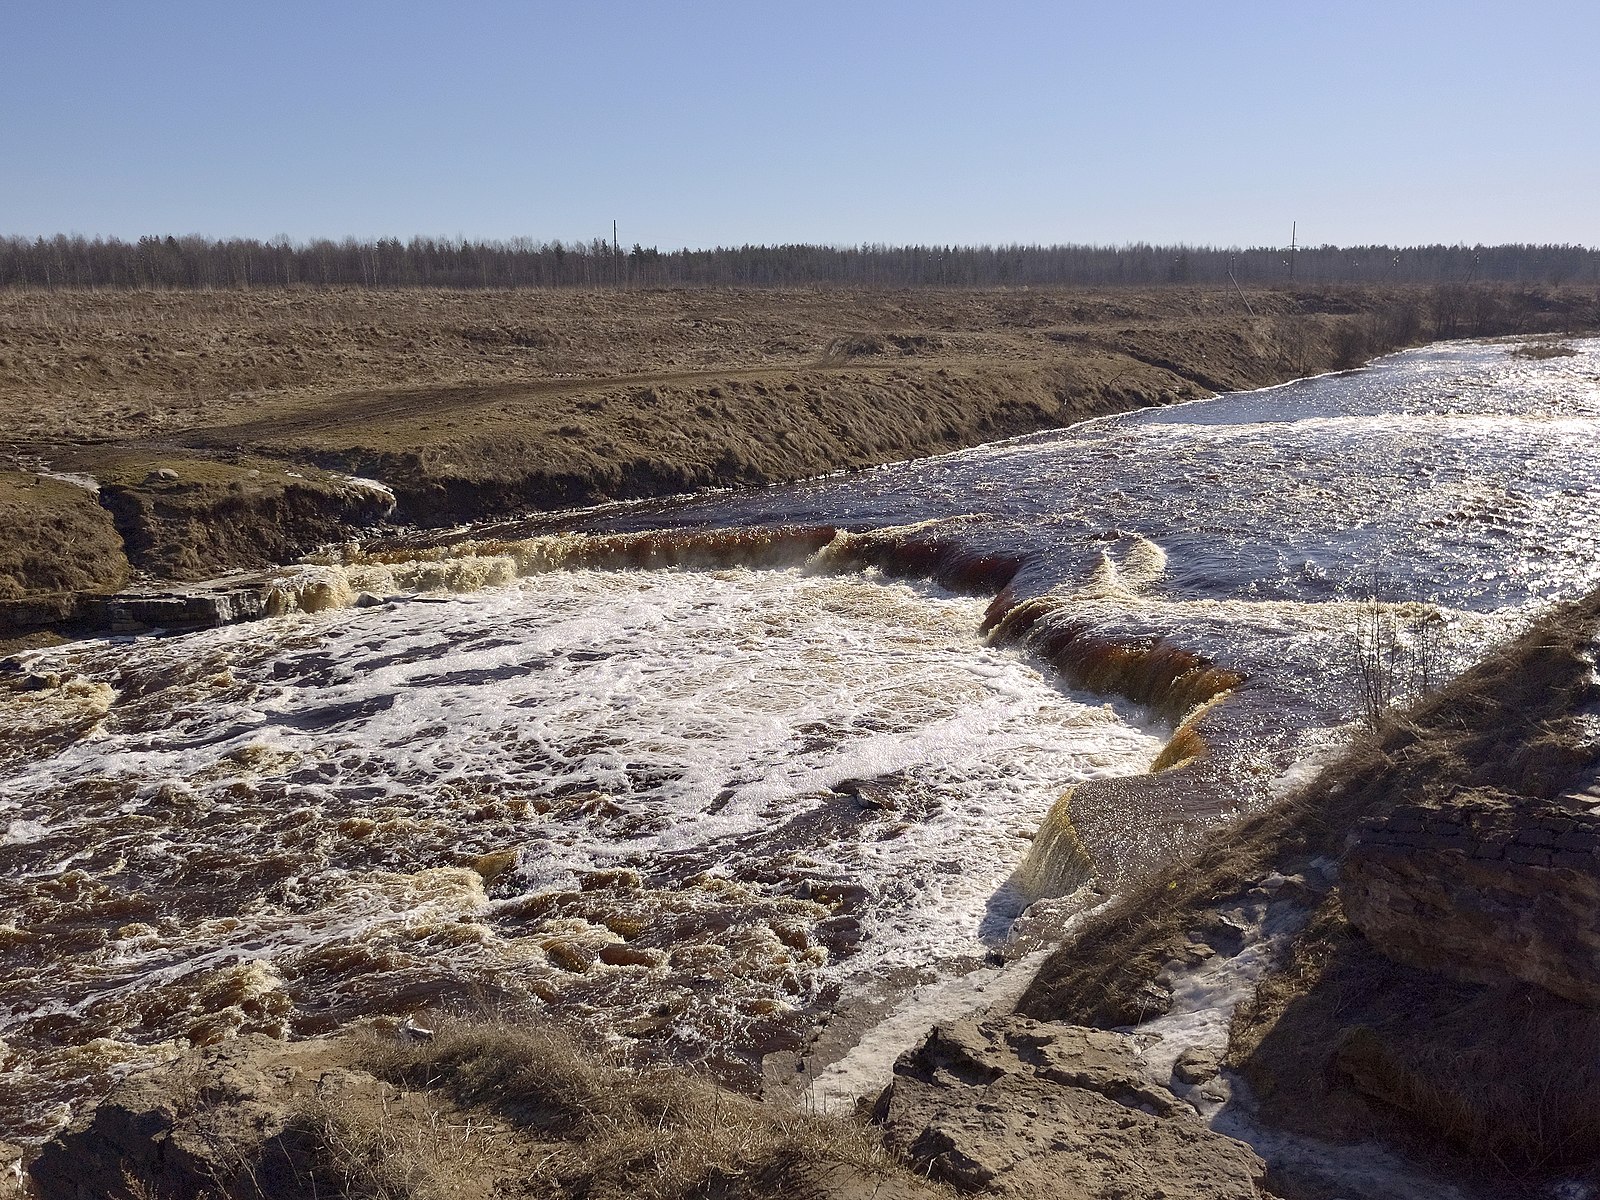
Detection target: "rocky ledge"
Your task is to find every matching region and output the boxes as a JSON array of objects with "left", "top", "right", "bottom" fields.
[
  {"left": 873, "top": 1016, "right": 1266, "bottom": 1198},
  {"left": 1343, "top": 786, "right": 1600, "bottom": 1004}
]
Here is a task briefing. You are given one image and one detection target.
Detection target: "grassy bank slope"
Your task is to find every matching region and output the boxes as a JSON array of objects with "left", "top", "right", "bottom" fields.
[
  {"left": 2, "top": 284, "right": 1595, "bottom": 600},
  {"left": 28, "top": 1016, "right": 940, "bottom": 1200}
]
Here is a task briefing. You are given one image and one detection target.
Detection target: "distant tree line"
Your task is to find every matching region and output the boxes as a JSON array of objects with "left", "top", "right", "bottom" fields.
[{"left": 1, "top": 234, "right": 1596, "bottom": 290}]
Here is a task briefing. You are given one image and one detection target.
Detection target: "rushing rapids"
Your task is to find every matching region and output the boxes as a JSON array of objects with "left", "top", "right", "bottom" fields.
[{"left": 4, "top": 338, "right": 1600, "bottom": 1140}]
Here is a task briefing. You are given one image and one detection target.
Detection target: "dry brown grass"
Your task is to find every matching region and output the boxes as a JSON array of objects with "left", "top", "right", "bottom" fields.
[
  {"left": 0, "top": 285, "right": 1262, "bottom": 445},
  {"left": 3, "top": 284, "right": 1593, "bottom": 599},
  {"left": 352, "top": 1016, "right": 936, "bottom": 1200},
  {"left": 0, "top": 470, "right": 126, "bottom": 599},
  {"left": 289, "top": 1088, "right": 509, "bottom": 1200},
  {"left": 98, "top": 1016, "right": 938, "bottom": 1200}
]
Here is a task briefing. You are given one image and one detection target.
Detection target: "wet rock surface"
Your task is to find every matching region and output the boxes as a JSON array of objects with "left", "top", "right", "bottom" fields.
[
  {"left": 874, "top": 1016, "right": 1266, "bottom": 1198},
  {"left": 1172, "top": 1045, "right": 1222, "bottom": 1086},
  {"left": 0, "top": 1142, "right": 21, "bottom": 1200},
  {"left": 1344, "top": 788, "right": 1600, "bottom": 1004}
]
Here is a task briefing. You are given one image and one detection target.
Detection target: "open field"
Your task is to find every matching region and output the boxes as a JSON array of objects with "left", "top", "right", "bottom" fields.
[{"left": 1, "top": 283, "right": 1595, "bottom": 608}]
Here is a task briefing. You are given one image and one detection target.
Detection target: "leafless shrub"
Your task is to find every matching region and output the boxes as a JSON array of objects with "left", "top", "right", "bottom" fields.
[
  {"left": 291, "top": 1088, "right": 492, "bottom": 1200},
  {"left": 1349, "top": 573, "right": 1449, "bottom": 728}
]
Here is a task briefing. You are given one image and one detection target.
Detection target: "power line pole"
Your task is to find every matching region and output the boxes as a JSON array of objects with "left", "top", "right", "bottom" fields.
[
  {"left": 613, "top": 220, "right": 620, "bottom": 289},
  {"left": 1228, "top": 253, "right": 1255, "bottom": 316},
  {"left": 1289, "top": 221, "right": 1297, "bottom": 282}
]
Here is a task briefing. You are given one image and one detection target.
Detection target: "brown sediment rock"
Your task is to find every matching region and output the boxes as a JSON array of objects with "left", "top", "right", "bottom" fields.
[
  {"left": 1343, "top": 788, "right": 1600, "bottom": 1005},
  {"left": 986, "top": 594, "right": 1247, "bottom": 721},
  {"left": 873, "top": 1016, "right": 1266, "bottom": 1197},
  {"left": 1004, "top": 590, "right": 1600, "bottom": 1191},
  {"left": 1237, "top": 916, "right": 1600, "bottom": 1174}
]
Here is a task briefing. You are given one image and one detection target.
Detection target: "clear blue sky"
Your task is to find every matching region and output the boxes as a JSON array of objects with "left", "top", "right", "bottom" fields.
[{"left": 4, "top": 1, "right": 1596, "bottom": 249}]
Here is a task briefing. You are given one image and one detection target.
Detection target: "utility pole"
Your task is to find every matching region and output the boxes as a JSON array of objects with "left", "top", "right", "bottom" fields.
[
  {"left": 1228, "top": 253, "right": 1255, "bottom": 316},
  {"left": 613, "top": 220, "right": 620, "bottom": 288},
  {"left": 1289, "top": 221, "right": 1297, "bottom": 282}
]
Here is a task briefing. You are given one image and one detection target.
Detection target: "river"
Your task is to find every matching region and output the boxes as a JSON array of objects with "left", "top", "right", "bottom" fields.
[{"left": 2, "top": 337, "right": 1597, "bottom": 1142}]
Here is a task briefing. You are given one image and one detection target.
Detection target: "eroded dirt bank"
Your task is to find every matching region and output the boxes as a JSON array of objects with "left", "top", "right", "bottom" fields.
[{"left": 3, "top": 283, "right": 1595, "bottom": 611}]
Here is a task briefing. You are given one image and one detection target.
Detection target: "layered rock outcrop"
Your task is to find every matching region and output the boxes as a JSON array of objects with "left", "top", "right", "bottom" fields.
[
  {"left": 873, "top": 1017, "right": 1266, "bottom": 1198},
  {"left": 1343, "top": 788, "right": 1600, "bottom": 1005}
]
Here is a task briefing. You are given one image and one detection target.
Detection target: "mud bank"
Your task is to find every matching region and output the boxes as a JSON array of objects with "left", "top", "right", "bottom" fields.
[
  {"left": 3, "top": 283, "right": 1595, "bottom": 608},
  {"left": 0, "top": 472, "right": 126, "bottom": 601},
  {"left": 0, "top": 454, "right": 393, "bottom": 640},
  {"left": 82, "top": 452, "right": 395, "bottom": 580}
]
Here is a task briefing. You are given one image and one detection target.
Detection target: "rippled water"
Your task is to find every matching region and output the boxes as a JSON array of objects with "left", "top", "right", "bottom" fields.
[
  {"left": 3, "top": 338, "right": 1598, "bottom": 1141},
  {"left": 0, "top": 572, "right": 1159, "bottom": 1137},
  {"left": 592, "top": 340, "right": 1600, "bottom": 613}
]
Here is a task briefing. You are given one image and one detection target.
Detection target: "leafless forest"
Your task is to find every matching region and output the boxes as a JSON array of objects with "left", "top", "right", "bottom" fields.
[{"left": 3, "top": 234, "right": 1597, "bottom": 290}]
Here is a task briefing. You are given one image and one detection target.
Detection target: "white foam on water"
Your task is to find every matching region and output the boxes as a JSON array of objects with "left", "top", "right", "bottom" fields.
[
  {"left": 1, "top": 820, "right": 50, "bottom": 846},
  {"left": 0, "top": 566, "right": 1166, "bottom": 1139},
  {"left": 804, "top": 948, "right": 1054, "bottom": 1112}
]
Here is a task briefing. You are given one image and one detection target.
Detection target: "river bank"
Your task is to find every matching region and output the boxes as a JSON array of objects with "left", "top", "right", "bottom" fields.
[
  {"left": 1009, "top": 585, "right": 1600, "bottom": 1199},
  {"left": 3, "top": 283, "right": 1595, "bottom": 629},
  {"left": 6, "top": 333, "right": 1600, "bottom": 1196}
]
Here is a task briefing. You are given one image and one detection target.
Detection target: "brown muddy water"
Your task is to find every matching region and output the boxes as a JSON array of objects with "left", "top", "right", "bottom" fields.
[{"left": 3, "top": 339, "right": 1599, "bottom": 1142}]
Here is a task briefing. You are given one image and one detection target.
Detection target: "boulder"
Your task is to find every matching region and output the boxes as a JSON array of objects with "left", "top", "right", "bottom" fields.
[
  {"left": 873, "top": 1017, "right": 1265, "bottom": 1198},
  {"left": 1172, "top": 1045, "right": 1222, "bottom": 1086},
  {"left": 1343, "top": 789, "right": 1600, "bottom": 1004},
  {"left": 28, "top": 1036, "right": 346, "bottom": 1200}
]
